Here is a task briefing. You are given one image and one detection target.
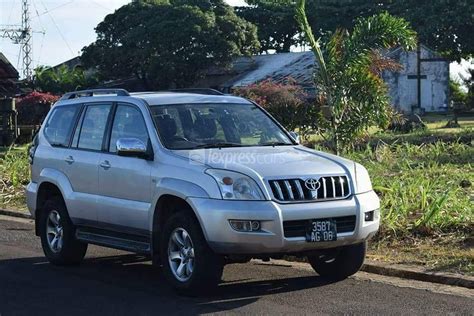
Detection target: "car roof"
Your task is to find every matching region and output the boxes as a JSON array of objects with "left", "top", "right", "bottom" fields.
[
  {"left": 55, "top": 91, "right": 252, "bottom": 107},
  {"left": 133, "top": 92, "right": 252, "bottom": 106}
]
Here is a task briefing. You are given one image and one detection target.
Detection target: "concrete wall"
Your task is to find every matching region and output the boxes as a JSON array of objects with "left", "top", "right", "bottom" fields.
[{"left": 383, "top": 46, "right": 450, "bottom": 113}]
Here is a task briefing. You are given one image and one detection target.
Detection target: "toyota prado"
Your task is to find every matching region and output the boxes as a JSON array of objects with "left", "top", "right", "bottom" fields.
[{"left": 26, "top": 89, "right": 380, "bottom": 294}]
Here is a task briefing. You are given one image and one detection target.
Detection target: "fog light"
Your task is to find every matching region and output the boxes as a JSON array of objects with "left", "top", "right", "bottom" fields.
[
  {"left": 229, "top": 220, "right": 261, "bottom": 232},
  {"left": 364, "top": 211, "right": 374, "bottom": 222}
]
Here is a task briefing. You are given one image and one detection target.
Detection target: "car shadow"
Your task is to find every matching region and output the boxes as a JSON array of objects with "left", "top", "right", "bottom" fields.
[{"left": 0, "top": 253, "right": 337, "bottom": 315}]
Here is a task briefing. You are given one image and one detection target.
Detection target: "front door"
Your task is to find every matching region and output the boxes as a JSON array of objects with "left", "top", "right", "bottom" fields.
[{"left": 97, "top": 103, "right": 153, "bottom": 234}]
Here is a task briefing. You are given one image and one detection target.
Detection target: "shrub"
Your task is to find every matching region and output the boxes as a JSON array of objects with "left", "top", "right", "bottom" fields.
[
  {"left": 234, "top": 79, "right": 317, "bottom": 139},
  {"left": 16, "top": 91, "right": 59, "bottom": 125}
]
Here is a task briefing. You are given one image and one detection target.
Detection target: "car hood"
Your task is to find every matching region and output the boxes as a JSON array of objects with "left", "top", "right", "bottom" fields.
[{"left": 172, "top": 145, "right": 355, "bottom": 180}]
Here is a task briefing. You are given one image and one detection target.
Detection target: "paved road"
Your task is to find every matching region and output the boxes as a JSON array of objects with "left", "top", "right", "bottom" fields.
[{"left": 0, "top": 216, "right": 472, "bottom": 315}]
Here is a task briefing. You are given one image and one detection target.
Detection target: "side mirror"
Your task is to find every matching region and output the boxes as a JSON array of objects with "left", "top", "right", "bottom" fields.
[
  {"left": 116, "top": 138, "right": 150, "bottom": 159},
  {"left": 289, "top": 131, "right": 300, "bottom": 144}
]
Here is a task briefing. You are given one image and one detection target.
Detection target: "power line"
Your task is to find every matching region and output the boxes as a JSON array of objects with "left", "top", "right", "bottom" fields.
[
  {"left": 31, "top": 0, "right": 74, "bottom": 19},
  {"left": 5, "top": 0, "right": 17, "bottom": 26},
  {"left": 38, "top": 0, "right": 75, "bottom": 56},
  {"left": 88, "top": 0, "right": 112, "bottom": 11}
]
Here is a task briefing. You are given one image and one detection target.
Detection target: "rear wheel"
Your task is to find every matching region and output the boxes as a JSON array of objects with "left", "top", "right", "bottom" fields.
[
  {"left": 307, "top": 242, "right": 366, "bottom": 280},
  {"left": 161, "top": 211, "right": 223, "bottom": 295},
  {"left": 39, "top": 197, "right": 87, "bottom": 265}
]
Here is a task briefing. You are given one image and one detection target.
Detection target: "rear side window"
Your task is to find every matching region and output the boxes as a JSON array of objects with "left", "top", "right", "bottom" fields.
[
  {"left": 75, "top": 103, "right": 112, "bottom": 151},
  {"left": 44, "top": 106, "right": 81, "bottom": 147}
]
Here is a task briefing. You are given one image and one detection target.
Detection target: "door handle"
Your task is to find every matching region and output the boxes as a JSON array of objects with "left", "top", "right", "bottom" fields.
[
  {"left": 65, "top": 156, "right": 74, "bottom": 164},
  {"left": 100, "top": 160, "right": 111, "bottom": 169}
]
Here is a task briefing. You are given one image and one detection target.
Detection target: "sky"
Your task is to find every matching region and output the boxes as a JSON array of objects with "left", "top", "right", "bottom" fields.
[
  {"left": 0, "top": 0, "right": 246, "bottom": 71},
  {"left": 0, "top": 0, "right": 470, "bottom": 82}
]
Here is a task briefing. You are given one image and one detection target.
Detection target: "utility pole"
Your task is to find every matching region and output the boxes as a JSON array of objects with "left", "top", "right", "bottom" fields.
[{"left": 0, "top": 0, "right": 34, "bottom": 80}]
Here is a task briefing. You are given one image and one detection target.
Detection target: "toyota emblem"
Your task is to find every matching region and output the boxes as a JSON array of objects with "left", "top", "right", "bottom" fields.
[{"left": 304, "top": 178, "right": 321, "bottom": 191}]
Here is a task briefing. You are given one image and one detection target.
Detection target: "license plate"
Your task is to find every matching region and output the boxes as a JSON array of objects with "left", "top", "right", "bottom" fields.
[{"left": 306, "top": 219, "right": 337, "bottom": 242}]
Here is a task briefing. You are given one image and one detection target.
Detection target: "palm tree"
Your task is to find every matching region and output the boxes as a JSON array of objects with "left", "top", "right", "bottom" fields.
[{"left": 266, "top": 0, "right": 417, "bottom": 153}]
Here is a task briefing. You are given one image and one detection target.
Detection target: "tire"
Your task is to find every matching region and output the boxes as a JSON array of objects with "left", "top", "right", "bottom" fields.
[
  {"left": 160, "top": 211, "right": 223, "bottom": 295},
  {"left": 39, "top": 196, "right": 88, "bottom": 265},
  {"left": 307, "top": 241, "right": 366, "bottom": 280}
]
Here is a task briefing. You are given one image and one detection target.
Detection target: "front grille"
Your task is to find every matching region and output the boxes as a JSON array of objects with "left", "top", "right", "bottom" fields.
[
  {"left": 269, "top": 176, "right": 350, "bottom": 202},
  {"left": 283, "top": 215, "right": 356, "bottom": 238}
]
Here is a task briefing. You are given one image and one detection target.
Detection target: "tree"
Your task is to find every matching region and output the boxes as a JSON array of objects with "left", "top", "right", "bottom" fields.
[
  {"left": 262, "top": 1, "right": 417, "bottom": 153},
  {"left": 461, "top": 65, "right": 474, "bottom": 109},
  {"left": 239, "top": 0, "right": 473, "bottom": 61},
  {"left": 82, "top": 0, "right": 260, "bottom": 90},
  {"left": 449, "top": 79, "right": 467, "bottom": 105},
  {"left": 236, "top": 3, "right": 301, "bottom": 53},
  {"left": 34, "top": 65, "right": 98, "bottom": 95}
]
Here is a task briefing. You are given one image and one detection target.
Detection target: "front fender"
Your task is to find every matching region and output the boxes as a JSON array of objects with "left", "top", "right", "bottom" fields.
[{"left": 148, "top": 177, "right": 210, "bottom": 231}]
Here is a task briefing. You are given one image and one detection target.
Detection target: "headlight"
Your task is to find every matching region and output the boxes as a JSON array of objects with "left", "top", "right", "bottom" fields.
[
  {"left": 354, "top": 163, "right": 373, "bottom": 194},
  {"left": 206, "top": 169, "right": 264, "bottom": 200}
]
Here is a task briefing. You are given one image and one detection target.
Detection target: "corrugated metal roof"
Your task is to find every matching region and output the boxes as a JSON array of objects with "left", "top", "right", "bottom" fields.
[
  {"left": 216, "top": 45, "right": 446, "bottom": 95},
  {"left": 221, "top": 52, "right": 316, "bottom": 89},
  {"left": 0, "top": 53, "right": 19, "bottom": 80}
]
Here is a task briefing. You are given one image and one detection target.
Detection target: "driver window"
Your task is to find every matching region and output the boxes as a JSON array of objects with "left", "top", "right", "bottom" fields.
[{"left": 109, "top": 104, "right": 149, "bottom": 153}]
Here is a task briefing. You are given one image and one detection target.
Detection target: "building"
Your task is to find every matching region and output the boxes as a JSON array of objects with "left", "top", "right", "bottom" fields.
[
  {"left": 0, "top": 52, "right": 19, "bottom": 97},
  {"left": 51, "top": 56, "right": 82, "bottom": 72},
  {"left": 194, "top": 45, "right": 450, "bottom": 114},
  {"left": 0, "top": 52, "right": 19, "bottom": 145},
  {"left": 383, "top": 45, "right": 450, "bottom": 113}
]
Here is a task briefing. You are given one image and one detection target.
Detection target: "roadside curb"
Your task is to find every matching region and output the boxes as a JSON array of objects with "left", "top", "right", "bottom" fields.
[
  {"left": 361, "top": 261, "right": 474, "bottom": 289},
  {"left": 0, "top": 209, "right": 32, "bottom": 219},
  {"left": 0, "top": 209, "right": 472, "bottom": 289}
]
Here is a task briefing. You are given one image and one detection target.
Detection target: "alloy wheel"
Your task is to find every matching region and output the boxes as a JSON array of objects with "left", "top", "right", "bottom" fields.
[
  {"left": 46, "top": 210, "right": 64, "bottom": 253},
  {"left": 168, "top": 228, "right": 195, "bottom": 282}
]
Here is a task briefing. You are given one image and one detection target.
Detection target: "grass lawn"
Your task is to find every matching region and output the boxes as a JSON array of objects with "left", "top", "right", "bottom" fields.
[
  {"left": 422, "top": 113, "right": 474, "bottom": 130},
  {"left": 344, "top": 141, "right": 473, "bottom": 275},
  {"left": 368, "top": 234, "right": 473, "bottom": 275},
  {"left": 0, "top": 144, "right": 29, "bottom": 211}
]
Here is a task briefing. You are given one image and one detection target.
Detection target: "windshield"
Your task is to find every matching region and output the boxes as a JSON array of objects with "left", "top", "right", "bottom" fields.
[{"left": 150, "top": 103, "right": 294, "bottom": 150}]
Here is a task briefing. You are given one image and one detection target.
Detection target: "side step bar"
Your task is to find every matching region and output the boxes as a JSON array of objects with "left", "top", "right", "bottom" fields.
[{"left": 76, "top": 227, "right": 151, "bottom": 255}]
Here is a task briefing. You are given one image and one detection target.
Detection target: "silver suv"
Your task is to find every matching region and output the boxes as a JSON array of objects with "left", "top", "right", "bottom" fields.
[{"left": 27, "top": 89, "right": 380, "bottom": 293}]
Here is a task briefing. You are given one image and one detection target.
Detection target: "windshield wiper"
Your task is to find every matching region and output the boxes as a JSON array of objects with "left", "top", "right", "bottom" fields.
[
  {"left": 193, "top": 142, "right": 243, "bottom": 149},
  {"left": 260, "top": 142, "right": 293, "bottom": 147}
]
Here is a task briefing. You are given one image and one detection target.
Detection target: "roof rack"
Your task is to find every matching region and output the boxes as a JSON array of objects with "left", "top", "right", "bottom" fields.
[
  {"left": 167, "top": 88, "right": 224, "bottom": 96},
  {"left": 60, "top": 89, "right": 130, "bottom": 100}
]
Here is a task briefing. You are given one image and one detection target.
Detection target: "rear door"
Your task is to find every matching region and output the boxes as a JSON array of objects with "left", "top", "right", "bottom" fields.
[
  {"left": 97, "top": 103, "right": 153, "bottom": 234},
  {"left": 65, "top": 102, "right": 113, "bottom": 224}
]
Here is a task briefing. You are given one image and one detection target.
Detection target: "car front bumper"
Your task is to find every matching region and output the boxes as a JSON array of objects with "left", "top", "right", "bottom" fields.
[{"left": 187, "top": 190, "right": 380, "bottom": 255}]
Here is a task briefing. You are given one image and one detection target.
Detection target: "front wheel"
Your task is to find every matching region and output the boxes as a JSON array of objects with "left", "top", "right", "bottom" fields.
[
  {"left": 307, "top": 242, "right": 366, "bottom": 280},
  {"left": 161, "top": 211, "right": 223, "bottom": 295}
]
